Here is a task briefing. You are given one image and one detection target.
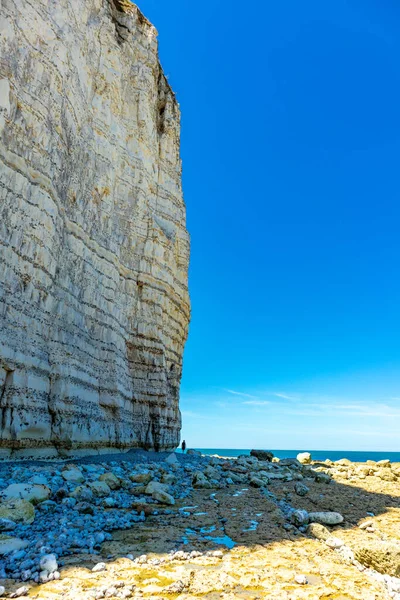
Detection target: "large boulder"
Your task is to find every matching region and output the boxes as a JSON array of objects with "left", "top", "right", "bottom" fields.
[
  {"left": 0, "top": 498, "right": 35, "bottom": 524},
  {"left": 250, "top": 450, "right": 274, "bottom": 462},
  {"left": 297, "top": 452, "right": 312, "bottom": 464},
  {"left": 1, "top": 483, "right": 50, "bottom": 504},
  {"left": 377, "top": 469, "right": 397, "bottom": 482}
]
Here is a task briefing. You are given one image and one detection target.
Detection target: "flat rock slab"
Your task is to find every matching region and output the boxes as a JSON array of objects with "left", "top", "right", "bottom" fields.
[{"left": 353, "top": 540, "right": 400, "bottom": 577}]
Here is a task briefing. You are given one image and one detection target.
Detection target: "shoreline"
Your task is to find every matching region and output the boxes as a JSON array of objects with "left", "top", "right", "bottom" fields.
[{"left": 0, "top": 451, "right": 400, "bottom": 599}]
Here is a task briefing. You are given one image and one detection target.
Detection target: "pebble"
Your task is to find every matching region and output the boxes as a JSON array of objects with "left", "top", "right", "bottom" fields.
[
  {"left": 92, "top": 562, "right": 107, "bottom": 572},
  {"left": 294, "top": 482, "right": 309, "bottom": 497},
  {"left": 39, "top": 553, "right": 58, "bottom": 573},
  {"left": 10, "top": 586, "right": 29, "bottom": 598},
  {"left": 291, "top": 509, "right": 309, "bottom": 526},
  {"left": 325, "top": 536, "right": 344, "bottom": 549},
  {"left": 0, "top": 517, "right": 17, "bottom": 531},
  {"left": 295, "top": 574, "right": 308, "bottom": 584}
]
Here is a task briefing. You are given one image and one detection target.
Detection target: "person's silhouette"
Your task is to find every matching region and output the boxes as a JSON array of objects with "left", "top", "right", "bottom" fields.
[{"left": 181, "top": 440, "right": 186, "bottom": 453}]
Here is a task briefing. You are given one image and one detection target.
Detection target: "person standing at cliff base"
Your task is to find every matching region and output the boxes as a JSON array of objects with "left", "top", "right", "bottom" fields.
[{"left": 181, "top": 440, "right": 186, "bottom": 453}]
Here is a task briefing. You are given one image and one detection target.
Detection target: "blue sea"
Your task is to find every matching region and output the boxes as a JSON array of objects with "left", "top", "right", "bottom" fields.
[{"left": 179, "top": 448, "right": 400, "bottom": 462}]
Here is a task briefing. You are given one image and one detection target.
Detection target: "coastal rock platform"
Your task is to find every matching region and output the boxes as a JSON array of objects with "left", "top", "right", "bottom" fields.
[{"left": 0, "top": 452, "right": 399, "bottom": 599}]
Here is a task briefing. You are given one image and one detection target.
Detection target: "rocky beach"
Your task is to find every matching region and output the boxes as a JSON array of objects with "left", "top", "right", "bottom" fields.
[{"left": 0, "top": 450, "right": 400, "bottom": 599}]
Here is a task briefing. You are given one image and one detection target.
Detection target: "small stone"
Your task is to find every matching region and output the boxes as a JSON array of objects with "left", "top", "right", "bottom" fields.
[
  {"left": 39, "top": 570, "right": 49, "bottom": 583},
  {"left": 165, "top": 453, "right": 179, "bottom": 465},
  {"left": 359, "top": 520, "right": 374, "bottom": 530},
  {"left": 99, "top": 472, "right": 120, "bottom": 490},
  {"left": 130, "top": 472, "right": 152, "bottom": 484},
  {"left": 249, "top": 477, "right": 265, "bottom": 488},
  {"left": 291, "top": 509, "right": 309, "bottom": 526},
  {"left": 39, "top": 553, "right": 58, "bottom": 574},
  {"left": 294, "top": 483, "right": 309, "bottom": 496},
  {"left": 193, "top": 472, "right": 212, "bottom": 489},
  {"left": 70, "top": 486, "right": 93, "bottom": 502},
  {"left": 186, "top": 449, "right": 202, "bottom": 456},
  {"left": 314, "top": 471, "right": 331, "bottom": 484},
  {"left": 10, "top": 586, "right": 29, "bottom": 598},
  {"left": 307, "top": 523, "right": 330, "bottom": 540},
  {"left": 337, "top": 545, "right": 355, "bottom": 562},
  {"left": 61, "top": 467, "right": 84, "bottom": 484},
  {"left": 0, "top": 586, "right": 5, "bottom": 596},
  {"left": 161, "top": 473, "right": 176, "bottom": 485},
  {"left": 294, "top": 574, "right": 308, "bottom": 585},
  {"left": 75, "top": 502, "right": 94, "bottom": 514},
  {"left": 152, "top": 490, "right": 175, "bottom": 505},
  {"left": 103, "top": 497, "right": 116, "bottom": 508},
  {"left": 250, "top": 450, "right": 274, "bottom": 462},
  {"left": 325, "top": 536, "right": 344, "bottom": 549},
  {"left": 92, "top": 562, "right": 107, "bottom": 572},
  {"left": 145, "top": 481, "right": 168, "bottom": 495},
  {"left": 297, "top": 452, "right": 312, "bottom": 464},
  {"left": 89, "top": 481, "right": 111, "bottom": 497},
  {"left": 0, "top": 517, "right": 16, "bottom": 531}
]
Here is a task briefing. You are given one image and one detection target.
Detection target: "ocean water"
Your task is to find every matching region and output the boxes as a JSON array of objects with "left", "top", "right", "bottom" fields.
[{"left": 179, "top": 448, "right": 400, "bottom": 462}]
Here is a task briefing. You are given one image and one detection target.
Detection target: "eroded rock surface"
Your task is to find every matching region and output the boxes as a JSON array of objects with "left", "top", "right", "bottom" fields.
[{"left": 0, "top": 0, "right": 190, "bottom": 457}]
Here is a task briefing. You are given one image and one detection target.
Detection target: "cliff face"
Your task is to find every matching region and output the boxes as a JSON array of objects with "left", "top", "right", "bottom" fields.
[{"left": 0, "top": 0, "right": 190, "bottom": 457}]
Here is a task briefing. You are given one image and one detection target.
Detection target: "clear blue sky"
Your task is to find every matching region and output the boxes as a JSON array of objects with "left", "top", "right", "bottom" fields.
[{"left": 138, "top": 0, "right": 400, "bottom": 450}]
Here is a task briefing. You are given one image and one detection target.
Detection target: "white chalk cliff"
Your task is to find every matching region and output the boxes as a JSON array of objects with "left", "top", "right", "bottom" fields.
[{"left": 0, "top": 0, "right": 190, "bottom": 457}]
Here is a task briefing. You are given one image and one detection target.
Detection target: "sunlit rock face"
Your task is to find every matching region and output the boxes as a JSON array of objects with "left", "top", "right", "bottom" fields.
[{"left": 0, "top": 0, "right": 190, "bottom": 457}]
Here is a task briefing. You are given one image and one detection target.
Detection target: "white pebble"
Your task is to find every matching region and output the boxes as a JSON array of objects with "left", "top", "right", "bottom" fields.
[{"left": 92, "top": 562, "right": 107, "bottom": 572}]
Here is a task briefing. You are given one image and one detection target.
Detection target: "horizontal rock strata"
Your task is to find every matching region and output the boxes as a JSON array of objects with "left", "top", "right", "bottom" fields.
[{"left": 0, "top": 0, "right": 190, "bottom": 457}]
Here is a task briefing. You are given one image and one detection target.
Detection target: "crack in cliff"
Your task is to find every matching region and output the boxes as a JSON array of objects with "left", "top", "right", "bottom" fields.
[{"left": 0, "top": 369, "right": 13, "bottom": 439}]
